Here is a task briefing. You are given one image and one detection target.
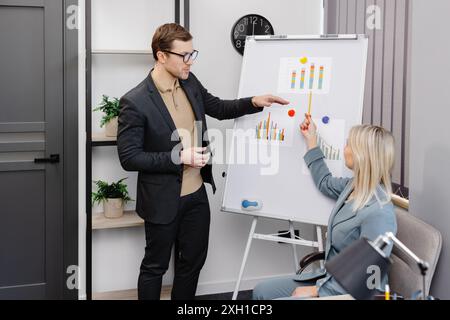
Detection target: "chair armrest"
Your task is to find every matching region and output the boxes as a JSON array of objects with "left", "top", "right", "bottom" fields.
[
  {"left": 296, "top": 251, "right": 327, "bottom": 280},
  {"left": 306, "top": 295, "right": 354, "bottom": 300},
  {"left": 300, "top": 251, "right": 325, "bottom": 269}
]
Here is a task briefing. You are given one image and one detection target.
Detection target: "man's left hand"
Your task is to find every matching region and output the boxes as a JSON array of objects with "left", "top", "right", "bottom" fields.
[{"left": 251, "top": 95, "right": 289, "bottom": 108}]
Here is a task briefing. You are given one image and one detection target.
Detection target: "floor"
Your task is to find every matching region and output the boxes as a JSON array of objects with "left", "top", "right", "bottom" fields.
[
  {"left": 92, "top": 287, "right": 253, "bottom": 300},
  {"left": 196, "top": 290, "right": 253, "bottom": 300}
]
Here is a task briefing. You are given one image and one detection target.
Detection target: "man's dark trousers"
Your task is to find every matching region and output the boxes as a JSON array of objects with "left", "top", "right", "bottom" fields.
[{"left": 137, "top": 184, "right": 210, "bottom": 300}]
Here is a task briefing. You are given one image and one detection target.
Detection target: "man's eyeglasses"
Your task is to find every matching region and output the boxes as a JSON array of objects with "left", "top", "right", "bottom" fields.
[{"left": 163, "top": 50, "right": 199, "bottom": 63}]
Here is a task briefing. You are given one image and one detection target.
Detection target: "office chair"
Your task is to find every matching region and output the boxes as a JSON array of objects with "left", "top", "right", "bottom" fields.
[{"left": 297, "top": 207, "right": 442, "bottom": 298}]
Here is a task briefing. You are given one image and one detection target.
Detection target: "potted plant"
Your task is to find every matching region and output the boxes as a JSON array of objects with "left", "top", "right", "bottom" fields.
[
  {"left": 92, "top": 178, "right": 133, "bottom": 219},
  {"left": 93, "top": 95, "right": 120, "bottom": 137}
]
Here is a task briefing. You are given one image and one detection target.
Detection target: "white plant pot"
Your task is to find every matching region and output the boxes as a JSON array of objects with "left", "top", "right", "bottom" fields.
[
  {"left": 103, "top": 198, "right": 124, "bottom": 219},
  {"left": 105, "top": 117, "right": 118, "bottom": 137}
]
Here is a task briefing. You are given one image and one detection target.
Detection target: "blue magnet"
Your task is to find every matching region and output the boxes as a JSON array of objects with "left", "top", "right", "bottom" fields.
[
  {"left": 241, "top": 199, "right": 263, "bottom": 211},
  {"left": 322, "top": 116, "right": 330, "bottom": 124}
]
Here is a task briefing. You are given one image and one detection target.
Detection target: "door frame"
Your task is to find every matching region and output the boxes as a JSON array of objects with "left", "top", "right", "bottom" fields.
[{"left": 63, "top": 0, "right": 79, "bottom": 300}]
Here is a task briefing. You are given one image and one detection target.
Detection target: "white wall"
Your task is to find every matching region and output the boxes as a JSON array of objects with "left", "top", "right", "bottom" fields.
[
  {"left": 90, "top": 0, "right": 174, "bottom": 295},
  {"left": 409, "top": 0, "right": 450, "bottom": 299},
  {"left": 79, "top": 0, "right": 323, "bottom": 297}
]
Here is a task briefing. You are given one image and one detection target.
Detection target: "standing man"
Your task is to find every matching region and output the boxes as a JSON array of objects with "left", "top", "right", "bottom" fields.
[{"left": 117, "top": 23, "right": 289, "bottom": 300}]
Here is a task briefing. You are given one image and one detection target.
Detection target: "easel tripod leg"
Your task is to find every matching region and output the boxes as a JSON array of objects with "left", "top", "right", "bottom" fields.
[
  {"left": 316, "top": 226, "right": 324, "bottom": 269},
  {"left": 232, "top": 217, "right": 258, "bottom": 300},
  {"left": 289, "top": 221, "right": 299, "bottom": 271}
]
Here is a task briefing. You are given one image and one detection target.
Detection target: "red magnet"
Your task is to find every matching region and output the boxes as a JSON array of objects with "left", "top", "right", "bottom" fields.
[{"left": 288, "top": 109, "right": 296, "bottom": 117}]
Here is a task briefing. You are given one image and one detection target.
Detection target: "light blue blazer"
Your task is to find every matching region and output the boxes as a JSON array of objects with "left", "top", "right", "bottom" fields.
[{"left": 294, "top": 147, "right": 397, "bottom": 297}]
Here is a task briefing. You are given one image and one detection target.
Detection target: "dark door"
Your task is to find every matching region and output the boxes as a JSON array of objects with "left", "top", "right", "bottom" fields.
[{"left": 0, "top": 0, "right": 64, "bottom": 299}]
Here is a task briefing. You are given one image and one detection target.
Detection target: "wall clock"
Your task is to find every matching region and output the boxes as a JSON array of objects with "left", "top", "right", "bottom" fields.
[{"left": 231, "top": 14, "right": 274, "bottom": 55}]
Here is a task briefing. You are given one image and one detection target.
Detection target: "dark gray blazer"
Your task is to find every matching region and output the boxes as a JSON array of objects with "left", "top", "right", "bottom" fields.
[{"left": 117, "top": 71, "right": 263, "bottom": 224}]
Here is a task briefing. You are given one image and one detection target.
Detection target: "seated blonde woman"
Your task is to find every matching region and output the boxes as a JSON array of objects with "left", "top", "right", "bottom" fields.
[{"left": 253, "top": 115, "right": 398, "bottom": 300}]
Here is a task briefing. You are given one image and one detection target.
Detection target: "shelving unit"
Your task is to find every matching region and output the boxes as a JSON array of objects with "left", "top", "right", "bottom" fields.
[
  {"left": 92, "top": 49, "right": 153, "bottom": 55},
  {"left": 85, "top": 0, "right": 187, "bottom": 300},
  {"left": 92, "top": 211, "right": 144, "bottom": 230},
  {"left": 91, "top": 132, "right": 116, "bottom": 146}
]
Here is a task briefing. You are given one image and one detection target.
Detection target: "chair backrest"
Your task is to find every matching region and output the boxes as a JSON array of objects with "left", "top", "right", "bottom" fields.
[{"left": 389, "top": 207, "right": 442, "bottom": 298}]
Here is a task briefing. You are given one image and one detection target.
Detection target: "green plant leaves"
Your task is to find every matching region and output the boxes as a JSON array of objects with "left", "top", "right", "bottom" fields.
[
  {"left": 92, "top": 177, "right": 133, "bottom": 205},
  {"left": 93, "top": 95, "right": 121, "bottom": 128}
]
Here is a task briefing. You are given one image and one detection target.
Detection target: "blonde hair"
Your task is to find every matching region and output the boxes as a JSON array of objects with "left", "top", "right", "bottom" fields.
[{"left": 347, "top": 125, "right": 395, "bottom": 211}]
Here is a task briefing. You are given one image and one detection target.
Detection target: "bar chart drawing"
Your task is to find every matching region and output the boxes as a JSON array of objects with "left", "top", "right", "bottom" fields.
[
  {"left": 255, "top": 112, "right": 286, "bottom": 142},
  {"left": 302, "top": 118, "right": 346, "bottom": 177},
  {"left": 236, "top": 109, "right": 295, "bottom": 147},
  {"left": 317, "top": 133, "right": 341, "bottom": 160},
  {"left": 278, "top": 57, "right": 333, "bottom": 94}
]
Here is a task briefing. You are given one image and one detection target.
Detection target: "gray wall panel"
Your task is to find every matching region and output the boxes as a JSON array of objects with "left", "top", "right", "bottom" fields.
[
  {"left": 372, "top": 0, "right": 385, "bottom": 126},
  {"left": 392, "top": 0, "right": 407, "bottom": 184},
  {"left": 325, "top": 0, "right": 410, "bottom": 188},
  {"left": 381, "top": 0, "right": 396, "bottom": 131}
]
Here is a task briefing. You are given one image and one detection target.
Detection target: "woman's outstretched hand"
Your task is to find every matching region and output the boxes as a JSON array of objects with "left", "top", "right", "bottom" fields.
[{"left": 300, "top": 113, "right": 318, "bottom": 150}]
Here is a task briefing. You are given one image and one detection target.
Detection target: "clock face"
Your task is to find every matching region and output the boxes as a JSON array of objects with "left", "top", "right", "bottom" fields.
[{"left": 231, "top": 14, "right": 274, "bottom": 55}]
